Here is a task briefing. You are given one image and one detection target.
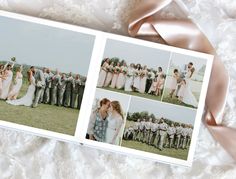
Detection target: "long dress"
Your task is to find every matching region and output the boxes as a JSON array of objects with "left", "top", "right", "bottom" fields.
[
  {"left": 104, "top": 65, "right": 113, "bottom": 87},
  {"left": 6, "top": 76, "right": 36, "bottom": 107},
  {"left": 169, "top": 73, "right": 178, "bottom": 90},
  {"left": 133, "top": 69, "right": 141, "bottom": 90},
  {"left": 124, "top": 67, "right": 134, "bottom": 91},
  {"left": 97, "top": 62, "right": 109, "bottom": 87},
  {"left": 139, "top": 69, "right": 148, "bottom": 93},
  {"left": 0, "top": 74, "right": 3, "bottom": 95},
  {"left": 178, "top": 70, "right": 198, "bottom": 107},
  {"left": 105, "top": 113, "right": 123, "bottom": 145},
  {"left": 148, "top": 81, "right": 158, "bottom": 93},
  {"left": 116, "top": 66, "right": 127, "bottom": 89},
  {"left": 0, "top": 70, "right": 13, "bottom": 99},
  {"left": 7, "top": 72, "right": 23, "bottom": 98},
  {"left": 110, "top": 66, "right": 120, "bottom": 88}
]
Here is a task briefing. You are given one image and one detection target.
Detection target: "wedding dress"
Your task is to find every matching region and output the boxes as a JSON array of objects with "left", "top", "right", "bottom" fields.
[
  {"left": 7, "top": 72, "right": 23, "bottom": 98},
  {"left": 6, "top": 76, "right": 36, "bottom": 107},
  {"left": 105, "top": 114, "right": 123, "bottom": 145}
]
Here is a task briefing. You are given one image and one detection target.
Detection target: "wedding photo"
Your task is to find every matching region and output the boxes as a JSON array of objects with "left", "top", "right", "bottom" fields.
[
  {"left": 121, "top": 97, "right": 196, "bottom": 160},
  {"left": 0, "top": 16, "right": 95, "bottom": 135},
  {"left": 86, "top": 88, "right": 129, "bottom": 146},
  {"left": 162, "top": 53, "right": 207, "bottom": 108},
  {"left": 96, "top": 38, "right": 171, "bottom": 101}
]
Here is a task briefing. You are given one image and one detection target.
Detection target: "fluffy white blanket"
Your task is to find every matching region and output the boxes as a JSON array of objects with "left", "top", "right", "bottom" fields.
[{"left": 0, "top": 0, "right": 236, "bottom": 178}]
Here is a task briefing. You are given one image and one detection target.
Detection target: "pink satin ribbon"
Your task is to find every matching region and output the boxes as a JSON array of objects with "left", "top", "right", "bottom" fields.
[{"left": 128, "top": 0, "right": 236, "bottom": 160}]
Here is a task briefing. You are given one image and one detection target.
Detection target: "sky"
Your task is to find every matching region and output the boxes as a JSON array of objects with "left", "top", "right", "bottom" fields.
[
  {"left": 128, "top": 97, "right": 196, "bottom": 125},
  {"left": 0, "top": 16, "right": 95, "bottom": 76},
  {"left": 170, "top": 52, "right": 207, "bottom": 71},
  {"left": 103, "top": 39, "right": 171, "bottom": 73}
]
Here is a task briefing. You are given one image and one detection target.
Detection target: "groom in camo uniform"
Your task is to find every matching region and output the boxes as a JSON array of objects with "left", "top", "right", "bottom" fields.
[{"left": 32, "top": 66, "right": 46, "bottom": 108}]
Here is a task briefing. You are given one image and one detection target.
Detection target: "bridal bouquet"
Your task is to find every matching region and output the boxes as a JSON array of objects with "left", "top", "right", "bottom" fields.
[{"left": 122, "top": 68, "right": 127, "bottom": 75}]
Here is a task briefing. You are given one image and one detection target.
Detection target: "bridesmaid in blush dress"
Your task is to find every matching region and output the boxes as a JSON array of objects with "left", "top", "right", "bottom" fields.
[
  {"left": 110, "top": 62, "right": 120, "bottom": 88},
  {"left": 139, "top": 65, "right": 148, "bottom": 93},
  {"left": 0, "top": 64, "right": 5, "bottom": 96},
  {"left": 169, "top": 69, "right": 179, "bottom": 98},
  {"left": 97, "top": 58, "right": 110, "bottom": 87},
  {"left": 116, "top": 62, "right": 127, "bottom": 89},
  {"left": 7, "top": 66, "right": 23, "bottom": 100},
  {"left": 0, "top": 64, "right": 13, "bottom": 99},
  {"left": 104, "top": 61, "right": 114, "bottom": 87}
]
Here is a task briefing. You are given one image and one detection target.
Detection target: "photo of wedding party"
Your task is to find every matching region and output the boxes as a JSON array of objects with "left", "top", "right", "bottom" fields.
[
  {"left": 121, "top": 97, "right": 196, "bottom": 160},
  {"left": 96, "top": 39, "right": 171, "bottom": 101},
  {"left": 162, "top": 53, "right": 207, "bottom": 108},
  {"left": 0, "top": 16, "right": 95, "bottom": 135},
  {"left": 86, "top": 88, "right": 129, "bottom": 146}
]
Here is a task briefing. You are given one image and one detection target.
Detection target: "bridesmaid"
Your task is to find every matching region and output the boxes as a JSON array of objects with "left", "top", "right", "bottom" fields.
[
  {"left": 169, "top": 69, "right": 179, "bottom": 98},
  {"left": 0, "top": 64, "right": 6, "bottom": 96},
  {"left": 148, "top": 77, "right": 158, "bottom": 95},
  {"left": 0, "top": 64, "right": 13, "bottom": 99},
  {"left": 139, "top": 65, "right": 148, "bottom": 93},
  {"left": 104, "top": 61, "right": 114, "bottom": 87},
  {"left": 125, "top": 63, "right": 135, "bottom": 91},
  {"left": 116, "top": 62, "right": 127, "bottom": 89},
  {"left": 110, "top": 62, "right": 120, "bottom": 88},
  {"left": 156, "top": 66, "right": 163, "bottom": 82},
  {"left": 133, "top": 64, "right": 142, "bottom": 92},
  {"left": 97, "top": 58, "right": 110, "bottom": 87},
  {"left": 7, "top": 66, "right": 23, "bottom": 100},
  {"left": 156, "top": 74, "right": 165, "bottom": 96}
]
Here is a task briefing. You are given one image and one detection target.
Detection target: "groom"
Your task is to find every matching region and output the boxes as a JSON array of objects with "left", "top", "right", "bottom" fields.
[{"left": 31, "top": 66, "right": 46, "bottom": 108}]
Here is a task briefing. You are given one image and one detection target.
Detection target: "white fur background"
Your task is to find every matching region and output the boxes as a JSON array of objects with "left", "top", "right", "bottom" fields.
[{"left": 0, "top": 0, "right": 236, "bottom": 178}]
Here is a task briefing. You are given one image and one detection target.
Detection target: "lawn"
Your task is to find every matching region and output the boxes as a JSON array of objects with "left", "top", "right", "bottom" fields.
[
  {"left": 99, "top": 87, "right": 162, "bottom": 101},
  {"left": 0, "top": 81, "right": 79, "bottom": 135},
  {"left": 121, "top": 120, "right": 189, "bottom": 160},
  {"left": 162, "top": 88, "right": 199, "bottom": 109}
]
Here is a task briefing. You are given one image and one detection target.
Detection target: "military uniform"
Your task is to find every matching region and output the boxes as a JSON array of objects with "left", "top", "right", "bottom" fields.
[
  {"left": 50, "top": 74, "right": 61, "bottom": 105},
  {"left": 166, "top": 126, "right": 176, "bottom": 148},
  {"left": 181, "top": 127, "right": 189, "bottom": 149},
  {"left": 57, "top": 76, "right": 67, "bottom": 106},
  {"left": 77, "top": 80, "right": 85, "bottom": 110},
  {"left": 43, "top": 72, "right": 54, "bottom": 103},
  {"left": 149, "top": 122, "right": 159, "bottom": 145},
  {"left": 64, "top": 76, "right": 74, "bottom": 107},
  {"left": 133, "top": 121, "right": 140, "bottom": 140},
  {"left": 186, "top": 127, "right": 193, "bottom": 148},
  {"left": 158, "top": 122, "right": 168, "bottom": 150},
  {"left": 144, "top": 121, "right": 151, "bottom": 143},
  {"left": 71, "top": 78, "right": 81, "bottom": 108},
  {"left": 175, "top": 125, "right": 183, "bottom": 149},
  {"left": 39, "top": 72, "right": 48, "bottom": 103},
  {"left": 139, "top": 120, "right": 145, "bottom": 142}
]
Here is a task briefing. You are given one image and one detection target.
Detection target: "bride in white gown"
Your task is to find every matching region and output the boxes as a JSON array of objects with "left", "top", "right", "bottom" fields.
[
  {"left": 6, "top": 70, "right": 35, "bottom": 107},
  {"left": 105, "top": 101, "right": 124, "bottom": 145}
]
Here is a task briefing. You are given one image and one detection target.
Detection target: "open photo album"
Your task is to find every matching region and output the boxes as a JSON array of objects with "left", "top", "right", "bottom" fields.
[{"left": 0, "top": 11, "right": 213, "bottom": 167}]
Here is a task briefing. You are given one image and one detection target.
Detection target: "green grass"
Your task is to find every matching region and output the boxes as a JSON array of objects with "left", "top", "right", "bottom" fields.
[
  {"left": 99, "top": 87, "right": 162, "bottom": 101},
  {"left": 162, "top": 88, "right": 199, "bottom": 109},
  {"left": 121, "top": 120, "right": 188, "bottom": 160},
  {"left": 0, "top": 81, "right": 79, "bottom": 135}
]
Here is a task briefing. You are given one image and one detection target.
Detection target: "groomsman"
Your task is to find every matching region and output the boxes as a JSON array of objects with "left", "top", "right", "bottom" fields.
[
  {"left": 50, "top": 69, "right": 61, "bottom": 105},
  {"left": 144, "top": 118, "right": 152, "bottom": 143},
  {"left": 181, "top": 124, "right": 189, "bottom": 149},
  {"left": 175, "top": 123, "right": 183, "bottom": 149},
  {"left": 133, "top": 119, "right": 140, "bottom": 140},
  {"left": 166, "top": 123, "right": 176, "bottom": 148},
  {"left": 139, "top": 119, "right": 145, "bottom": 142},
  {"left": 149, "top": 119, "right": 159, "bottom": 146},
  {"left": 186, "top": 125, "right": 193, "bottom": 148},
  {"left": 71, "top": 74, "right": 82, "bottom": 108},
  {"left": 57, "top": 73, "right": 67, "bottom": 106},
  {"left": 43, "top": 68, "right": 54, "bottom": 104},
  {"left": 39, "top": 68, "right": 48, "bottom": 104},
  {"left": 77, "top": 78, "right": 86, "bottom": 110},
  {"left": 64, "top": 72, "right": 74, "bottom": 107},
  {"left": 158, "top": 118, "right": 168, "bottom": 150}
]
